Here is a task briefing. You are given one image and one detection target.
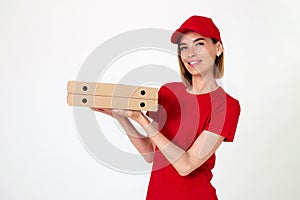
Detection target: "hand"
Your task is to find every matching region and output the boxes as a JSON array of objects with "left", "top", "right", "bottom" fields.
[
  {"left": 90, "top": 107, "right": 121, "bottom": 118},
  {"left": 112, "top": 109, "right": 150, "bottom": 127}
]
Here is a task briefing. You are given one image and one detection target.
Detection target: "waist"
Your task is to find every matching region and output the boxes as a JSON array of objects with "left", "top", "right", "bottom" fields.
[{"left": 151, "top": 165, "right": 213, "bottom": 187}]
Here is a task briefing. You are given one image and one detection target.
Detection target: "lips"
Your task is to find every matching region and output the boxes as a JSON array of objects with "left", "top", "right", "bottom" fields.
[{"left": 188, "top": 60, "right": 202, "bottom": 65}]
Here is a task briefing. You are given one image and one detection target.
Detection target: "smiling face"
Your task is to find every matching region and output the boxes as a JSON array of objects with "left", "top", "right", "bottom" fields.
[{"left": 178, "top": 31, "right": 223, "bottom": 79}]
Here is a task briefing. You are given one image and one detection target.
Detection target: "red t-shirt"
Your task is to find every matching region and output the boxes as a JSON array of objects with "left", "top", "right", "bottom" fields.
[{"left": 146, "top": 82, "right": 241, "bottom": 200}]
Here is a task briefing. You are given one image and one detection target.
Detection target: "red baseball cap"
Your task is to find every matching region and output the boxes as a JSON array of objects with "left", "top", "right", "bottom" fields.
[{"left": 171, "top": 15, "right": 222, "bottom": 44}]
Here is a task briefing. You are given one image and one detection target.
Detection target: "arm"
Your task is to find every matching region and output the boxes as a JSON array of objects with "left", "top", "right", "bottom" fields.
[
  {"left": 146, "top": 125, "right": 224, "bottom": 176},
  {"left": 115, "top": 116, "right": 155, "bottom": 163},
  {"left": 114, "top": 109, "right": 225, "bottom": 176},
  {"left": 90, "top": 108, "right": 155, "bottom": 163}
]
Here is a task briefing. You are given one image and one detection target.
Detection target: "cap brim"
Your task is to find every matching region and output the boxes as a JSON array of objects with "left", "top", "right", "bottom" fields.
[
  {"left": 170, "top": 28, "right": 197, "bottom": 44},
  {"left": 171, "top": 28, "right": 222, "bottom": 44}
]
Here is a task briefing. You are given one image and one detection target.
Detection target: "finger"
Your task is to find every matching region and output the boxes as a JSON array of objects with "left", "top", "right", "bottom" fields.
[
  {"left": 101, "top": 108, "right": 113, "bottom": 113},
  {"left": 90, "top": 107, "right": 107, "bottom": 114},
  {"left": 90, "top": 107, "right": 103, "bottom": 112},
  {"left": 112, "top": 109, "right": 121, "bottom": 115},
  {"left": 92, "top": 107, "right": 101, "bottom": 112},
  {"left": 112, "top": 109, "right": 127, "bottom": 117}
]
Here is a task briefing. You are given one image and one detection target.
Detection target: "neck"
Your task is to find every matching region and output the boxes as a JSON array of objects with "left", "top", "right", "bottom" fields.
[{"left": 188, "top": 74, "right": 218, "bottom": 94}]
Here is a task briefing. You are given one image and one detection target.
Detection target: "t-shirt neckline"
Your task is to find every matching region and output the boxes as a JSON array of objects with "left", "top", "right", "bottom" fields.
[{"left": 182, "top": 83, "right": 222, "bottom": 96}]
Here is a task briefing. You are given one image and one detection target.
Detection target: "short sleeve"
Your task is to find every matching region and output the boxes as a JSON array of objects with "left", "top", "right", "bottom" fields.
[{"left": 205, "top": 98, "right": 241, "bottom": 142}]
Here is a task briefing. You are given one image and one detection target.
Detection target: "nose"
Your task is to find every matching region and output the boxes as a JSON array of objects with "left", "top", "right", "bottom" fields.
[{"left": 187, "top": 46, "right": 196, "bottom": 58}]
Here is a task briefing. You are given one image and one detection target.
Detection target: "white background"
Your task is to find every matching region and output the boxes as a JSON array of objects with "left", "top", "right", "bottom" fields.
[{"left": 1, "top": 0, "right": 300, "bottom": 199}]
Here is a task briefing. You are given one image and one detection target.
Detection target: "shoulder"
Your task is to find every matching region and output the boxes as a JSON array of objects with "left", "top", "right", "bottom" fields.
[
  {"left": 160, "top": 82, "right": 184, "bottom": 90},
  {"left": 211, "top": 87, "right": 240, "bottom": 112},
  {"left": 157, "top": 82, "right": 184, "bottom": 104},
  {"left": 223, "top": 89, "right": 241, "bottom": 113},
  {"left": 159, "top": 82, "right": 185, "bottom": 94}
]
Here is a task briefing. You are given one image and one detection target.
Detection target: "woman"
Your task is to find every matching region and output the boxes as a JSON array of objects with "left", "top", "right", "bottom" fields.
[{"left": 91, "top": 15, "right": 241, "bottom": 200}]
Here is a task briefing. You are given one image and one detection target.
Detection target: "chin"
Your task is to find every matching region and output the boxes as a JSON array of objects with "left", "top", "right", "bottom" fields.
[
  {"left": 186, "top": 67, "right": 202, "bottom": 75},
  {"left": 189, "top": 68, "right": 213, "bottom": 78}
]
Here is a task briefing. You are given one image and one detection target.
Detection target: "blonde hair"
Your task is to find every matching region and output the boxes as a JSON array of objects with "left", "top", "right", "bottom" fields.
[{"left": 177, "top": 38, "right": 224, "bottom": 87}]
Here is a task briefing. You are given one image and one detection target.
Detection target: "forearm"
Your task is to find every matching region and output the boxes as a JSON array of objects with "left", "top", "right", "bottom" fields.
[
  {"left": 139, "top": 116, "right": 192, "bottom": 175},
  {"left": 113, "top": 110, "right": 223, "bottom": 176},
  {"left": 148, "top": 130, "right": 191, "bottom": 176},
  {"left": 116, "top": 116, "right": 154, "bottom": 163},
  {"left": 139, "top": 116, "right": 222, "bottom": 176}
]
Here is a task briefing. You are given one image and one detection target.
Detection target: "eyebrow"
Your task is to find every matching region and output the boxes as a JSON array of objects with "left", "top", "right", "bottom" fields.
[{"left": 179, "top": 37, "right": 206, "bottom": 46}]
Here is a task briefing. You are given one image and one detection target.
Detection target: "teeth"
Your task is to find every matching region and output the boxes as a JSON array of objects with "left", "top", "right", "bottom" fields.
[{"left": 189, "top": 61, "right": 200, "bottom": 65}]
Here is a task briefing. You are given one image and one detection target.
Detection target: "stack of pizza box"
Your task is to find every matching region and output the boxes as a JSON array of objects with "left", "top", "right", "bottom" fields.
[{"left": 67, "top": 81, "right": 158, "bottom": 111}]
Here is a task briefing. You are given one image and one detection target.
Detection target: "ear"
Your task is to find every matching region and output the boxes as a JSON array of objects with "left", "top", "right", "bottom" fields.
[{"left": 216, "top": 41, "right": 223, "bottom": 57}]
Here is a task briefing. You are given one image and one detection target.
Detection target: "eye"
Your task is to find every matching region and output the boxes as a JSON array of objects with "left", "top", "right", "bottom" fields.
[
  {"left": 180, "top": 46, "right": 187, "bottom": 51},
  {"left": 196, "top": 42, "right": 204, "bottom": 46}
]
